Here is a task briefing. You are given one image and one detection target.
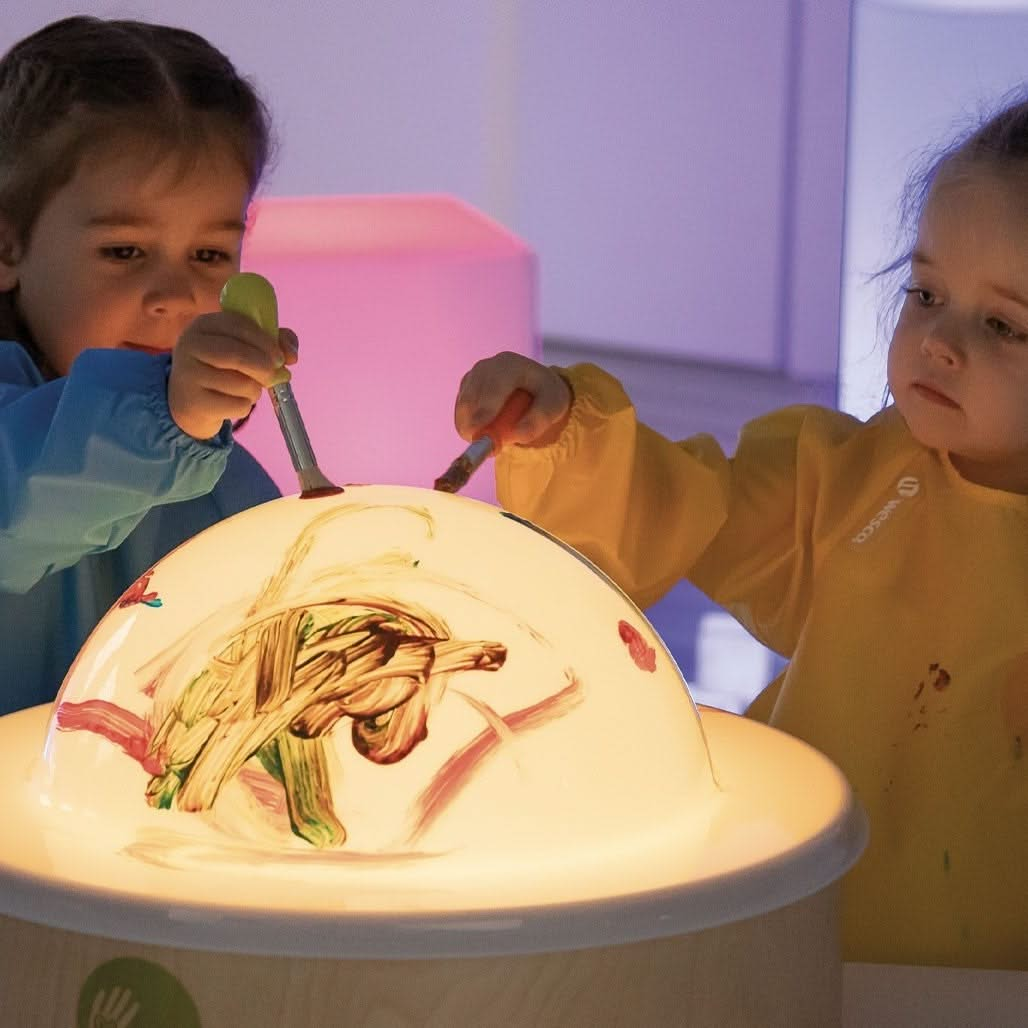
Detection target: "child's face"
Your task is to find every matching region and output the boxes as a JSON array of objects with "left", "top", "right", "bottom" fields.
[
  {"left": 2, "top": 141, "right": 250, "bottom": 376},
  {"left": 888, "top": 166, "right": 1028, "bottom": 493}
]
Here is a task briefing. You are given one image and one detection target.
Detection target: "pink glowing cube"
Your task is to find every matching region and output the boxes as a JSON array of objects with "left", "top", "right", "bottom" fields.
[{"left": 240, "top": 194, "right": 539, "bottom": 502}]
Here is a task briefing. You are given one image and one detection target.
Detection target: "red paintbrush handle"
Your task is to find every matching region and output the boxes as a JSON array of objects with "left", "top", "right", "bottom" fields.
[{"left": 475, "top": 388, "right": 534, "bottom": 448}]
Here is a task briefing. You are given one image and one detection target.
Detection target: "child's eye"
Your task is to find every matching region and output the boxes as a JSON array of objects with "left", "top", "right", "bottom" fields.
[
  {"left": 101, "top": 245, "right": 143, "bottom": 261},
  {"left": 193, "top": 248, "right": 232, "bottom": 265},
  {"left": 986, "top": 317, "right": 1028, "bottom": 343},
  {"left": 903, "top": 286, "right": 936, "bottom": 307}
]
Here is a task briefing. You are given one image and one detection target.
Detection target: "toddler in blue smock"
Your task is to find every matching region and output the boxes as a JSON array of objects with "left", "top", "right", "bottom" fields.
[{"left": 0, "top": 17, "right": 298, "bottom": 713}]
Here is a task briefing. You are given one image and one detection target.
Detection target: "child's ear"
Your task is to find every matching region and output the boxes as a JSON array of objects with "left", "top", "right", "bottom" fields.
[{"left": 0, "top": 214, "right": 22, "bottom": 292}]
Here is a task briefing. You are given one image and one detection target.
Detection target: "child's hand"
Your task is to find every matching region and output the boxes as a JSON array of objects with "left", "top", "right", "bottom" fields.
[
  {"left": 455, "top": 351, "right": 573, "bottom": 447},
  {"left": 168, "top": 312, "right": 299, "bottom": 440}
]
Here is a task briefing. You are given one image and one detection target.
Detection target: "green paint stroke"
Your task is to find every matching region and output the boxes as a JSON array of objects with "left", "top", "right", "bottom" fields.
[{"left": 77, "top": 957, "right": 200, "bottom": 1028}]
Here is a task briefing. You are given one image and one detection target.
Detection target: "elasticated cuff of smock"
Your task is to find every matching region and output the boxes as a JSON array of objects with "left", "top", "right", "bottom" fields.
[
  {"left": 500, "top": 362, "right": 636, "bottom": 471},
  {"left": 75, "top": 349, "right": 233, "bottom": 459}
]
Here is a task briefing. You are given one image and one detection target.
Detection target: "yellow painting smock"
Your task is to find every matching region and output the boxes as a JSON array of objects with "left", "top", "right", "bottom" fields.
[{"left": 496, "top": 362, "right": 1028, "bottom": 971}]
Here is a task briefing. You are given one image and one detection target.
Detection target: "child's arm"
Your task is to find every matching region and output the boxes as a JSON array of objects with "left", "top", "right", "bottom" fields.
[
  {"left": 0, "top": 344, "right": 233, "bottom": 593},
  {"left": 0, "top": 312, "right": 294, "bottom": 593},
  {"left": 453, "top": 353, "right": 733, "bottom": 610},
  {"left": 469, "top": 353, "right": 869, "bottom": 662}
]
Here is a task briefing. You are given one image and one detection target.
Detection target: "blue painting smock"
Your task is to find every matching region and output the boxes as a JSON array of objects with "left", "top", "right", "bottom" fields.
[{"left": 0, "top": 343, "right": 279, "bottom": 715}]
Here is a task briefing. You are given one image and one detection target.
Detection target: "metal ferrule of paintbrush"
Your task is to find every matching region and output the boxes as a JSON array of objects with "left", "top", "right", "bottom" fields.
[{"left": 268, "top": 380, "right": 338, "bottom": 495}]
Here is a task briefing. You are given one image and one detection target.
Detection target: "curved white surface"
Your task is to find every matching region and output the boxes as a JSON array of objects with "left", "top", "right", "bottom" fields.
[
  {"left": 0, "top": 703, "right": 866, "bottom": 958},
  {"left": 0, "top": 486, "right": 866, "bottom": 958},
  {"left": 44, "top": 487, "right": 718, "bottom": 869}
]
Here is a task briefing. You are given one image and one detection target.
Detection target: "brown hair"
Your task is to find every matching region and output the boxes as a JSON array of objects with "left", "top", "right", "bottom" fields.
[
  {"left": 0, "top": 15, "right": 275, "bottom": 364},
  {"left": 871, "top": 88, "right": 1028, "bottom": 389}
]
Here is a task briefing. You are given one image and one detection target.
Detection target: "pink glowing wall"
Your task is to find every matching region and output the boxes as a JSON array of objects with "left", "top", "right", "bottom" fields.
[{"left": 239, "top": 195, "right": 539, "bottom": 502}]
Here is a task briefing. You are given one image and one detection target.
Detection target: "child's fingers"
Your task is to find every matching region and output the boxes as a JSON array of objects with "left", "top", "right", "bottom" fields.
[
  {"left": 500, "top": 376, "right": 573, "bottom": 446},
  {"left": 454, "top": 353, "right": 536, "bottom": 434},
  {"left": 179, "top": 312, "right": 289, "bottom": 389},
  {"left": 197, "top": 341, "right": 289, "bottom": 390},
  {"left": 455, "top": 352, "right": 570, "bottom": 445},
  {"left": 179, "top": 361, "right": 267, "bottom": 406},
  {"left": 279, "top": 327, "right": 299, "bottom": 366},
  {"left": 167, "top": 356, "right": 265, "bottom": 440},
  {"left": 168, "top": 313, "right": 297, "bottom": 439},
  {"left": 190, "top": 310, "right": 292, "bottom": 363}
]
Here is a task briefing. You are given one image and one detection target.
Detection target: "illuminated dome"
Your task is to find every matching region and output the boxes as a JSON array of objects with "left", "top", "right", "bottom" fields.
[{"left": 0, "top": 485, "right": 864, "bottom": 960}]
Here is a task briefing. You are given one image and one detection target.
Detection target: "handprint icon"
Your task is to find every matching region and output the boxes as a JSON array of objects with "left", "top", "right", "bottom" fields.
[
  {"left": 77, "top": 957, "right": 200, "bottom": 1028},
  {"left": 88, "top": 985, "right": 139, "bottom": 1027}
]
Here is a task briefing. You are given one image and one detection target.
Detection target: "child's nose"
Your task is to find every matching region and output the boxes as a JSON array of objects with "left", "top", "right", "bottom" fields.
[
  {"left": 143, "top": 268, "right": 196, "bottom": 318},
  {"left": 919, "top": 317, "right": 964, "bottom": 366}
]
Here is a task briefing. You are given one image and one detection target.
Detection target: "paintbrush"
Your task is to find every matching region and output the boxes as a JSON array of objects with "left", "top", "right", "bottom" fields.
[
  {"left": 220, "top": 273, "right": 343, "bottom": 499},
  {"left": 434, "top": 388, "right": 534, "bottom": 494}
]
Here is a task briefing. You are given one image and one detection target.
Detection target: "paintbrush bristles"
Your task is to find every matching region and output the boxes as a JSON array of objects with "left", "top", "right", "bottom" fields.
[
  {"left": 433, "top": 437, "right": 494, "bottom": 494},
  {"left": 433, "top": 454, "right": 475, "bottom": 493}
]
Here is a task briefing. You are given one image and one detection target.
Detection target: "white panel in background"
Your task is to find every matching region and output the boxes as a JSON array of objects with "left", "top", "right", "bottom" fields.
[{"left": 515, "top": 1, "right": 791, "bottom": 367}]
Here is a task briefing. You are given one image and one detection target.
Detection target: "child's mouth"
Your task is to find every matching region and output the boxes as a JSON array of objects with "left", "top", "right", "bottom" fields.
[{"left": 912, "top": 382, "right": 960, "bottom": 409}]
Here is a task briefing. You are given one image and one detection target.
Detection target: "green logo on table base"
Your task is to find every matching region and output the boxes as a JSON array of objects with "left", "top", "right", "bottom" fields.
[{"left": 77, "top": 957, "right": 200, "bottom": 1028}]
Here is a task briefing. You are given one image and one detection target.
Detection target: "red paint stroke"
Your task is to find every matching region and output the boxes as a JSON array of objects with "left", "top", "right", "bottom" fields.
[
  {"left": 139, "top": 658, "right": 176, "bottom": 699},
  {"left": 56, "top": 700, "right": 163, "bottom": 775},
  {"left": 407, "top": 677, "right": 583, "bottom": 841},
  {"left": 618, "top": 619, "right": 656, "bottom": 672},
  {"left": 117, "top": 569, "right": 162, "bottom": 608},
  {"left": 57, "top": 700, "right": 287, "bottom": 816},
  {"left": 237, "top": 767, "right": 288, "bottom": 817}
]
